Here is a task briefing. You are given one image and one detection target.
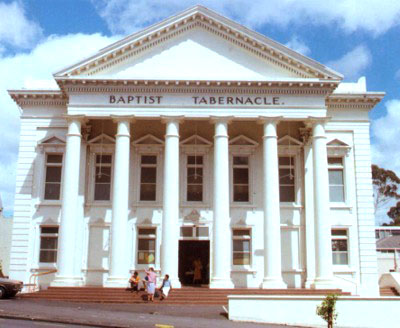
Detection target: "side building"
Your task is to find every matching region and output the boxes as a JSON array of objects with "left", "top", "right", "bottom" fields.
[{"left": 7, "top": 6, "right": 384, "bottom": 295}]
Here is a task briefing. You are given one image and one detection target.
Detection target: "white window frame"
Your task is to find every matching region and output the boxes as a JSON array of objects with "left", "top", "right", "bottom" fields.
[
  {"left": 136, "top": 226, "right": 157, "bottom": 267},
  {"left": 39, "top": 225, "right": 59, "bottom": 264},
  {"left": 180, "top": 135, "right": 212, "bottom": 207},
  {"left": 278, "top": 136, "right": 302, "bottom": 206},
  {"left": 327, "top": 156, "right": 346, "bottom": 203},
  {"left": 87, "top": 134, "right": 115, "bottom": 206},
  {"left": 327, "top": 139, "right": 351, "bottom": 207},
  {"left": 37, "top": 135, "right": 66, "bottom": 205},
  {"left": 331, "top": 228, "right": 349, "bottom": 266},
  {"left": 229, "top": 135, "right": 258, "bottom": 206},
  {"left": 139, "top": 154, "right": 158, "bottom": 202},
  {"left": 232, "top": 227, "right": 252, "bottom": 267},
  {"left": 133, "top": 135, "right": 164, "bottom": 206},
  {"left": 43, "top": 153, "right": 64, "bottom": 201},
  {"left": 179, "top": 224, "right": 210, "bottom": 240},
  {"left": 278, "top": 155, "right": 296, "bottom": 203}
]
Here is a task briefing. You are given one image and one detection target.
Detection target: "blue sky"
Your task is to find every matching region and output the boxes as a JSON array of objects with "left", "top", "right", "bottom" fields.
[{"left": 0, "top": 0, "right": 400, "bottom": 221}]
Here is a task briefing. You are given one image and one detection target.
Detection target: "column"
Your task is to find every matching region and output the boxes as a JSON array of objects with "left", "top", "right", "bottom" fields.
[
  {"left": 52, "top": 116, "right": 84, "bottom": 286},
  {"left": 311, "top": 120, "right": 334, "bottom": 288},
  {"left": 210, "top": 117, "right": 234, "bottom": 289},
  {"left": 260, "top": 118, "right": 287, "bottom": 289},
  {"left": 105, "top": 117, "right": 132, "bottom": 287},
  {"left": 161, "top": 117, "right": 182, "bottom": 288},
  {"left": 300, "top": 127, "right": 316, "bottom": 288}
]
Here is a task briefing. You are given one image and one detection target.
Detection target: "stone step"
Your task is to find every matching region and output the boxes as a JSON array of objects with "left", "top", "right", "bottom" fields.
[
  {"left": 21, "top": 287, "right": 351, "bottom": 304},
  {"left": 380, "top": 287, "right": 399, "bottom": 296}
]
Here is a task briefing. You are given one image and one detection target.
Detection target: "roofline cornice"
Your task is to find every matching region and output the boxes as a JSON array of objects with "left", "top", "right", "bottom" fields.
[
  {"left": 326, "top": 92, "right": 385, "bottom": 111},
  {"left": 8, "top": 90, "right": 67, "bottom": 107}
]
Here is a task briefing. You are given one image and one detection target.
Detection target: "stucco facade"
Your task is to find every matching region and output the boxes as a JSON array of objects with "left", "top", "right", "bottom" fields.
[{"left": 7, "top": 6, "right": 383, "bottom": 295}]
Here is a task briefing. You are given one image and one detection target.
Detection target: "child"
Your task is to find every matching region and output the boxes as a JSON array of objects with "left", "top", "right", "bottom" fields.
[
  {"left": 160, "top": 274, "right": 172, "bottom": 300},
  {"left": 129, "top": 271, "right": 140, "bottom": 293}
]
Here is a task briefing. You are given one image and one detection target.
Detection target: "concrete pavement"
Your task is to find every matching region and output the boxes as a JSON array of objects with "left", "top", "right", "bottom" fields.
[{"left": 0, "top": 298, "right": 304, "bottom": 327}]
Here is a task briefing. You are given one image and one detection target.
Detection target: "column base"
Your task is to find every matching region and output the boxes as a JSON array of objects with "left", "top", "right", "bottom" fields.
[
  {"left": 304, "top": 278, "right": 315, "bottom": 289},
  {"left": 261, "top": 277, "right": 287, "bottom": 289},
  {"left": 209, "top": 277, "right": 234, "bottom": 289},
  {"left": 169, "top": 277, "right": 181, "bottom": 289},
  {"left": 310, "top": 277, "right": 335, "bottom": 289},
  {"left": 51, "top": 276, "right": 84, "bottom": 287},
  {"left": 104, "top": 276, "right": 129, "bottom": 288}
]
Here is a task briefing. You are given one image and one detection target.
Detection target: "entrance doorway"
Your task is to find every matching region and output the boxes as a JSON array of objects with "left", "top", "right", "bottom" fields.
[{"left": 178, "top": 240, "right": 210, "bottom": 285}]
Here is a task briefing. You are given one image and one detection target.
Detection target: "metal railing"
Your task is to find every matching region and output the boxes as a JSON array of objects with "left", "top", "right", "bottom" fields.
[{"left": 26, "top": 269, "right": 57, "bottom": 293}]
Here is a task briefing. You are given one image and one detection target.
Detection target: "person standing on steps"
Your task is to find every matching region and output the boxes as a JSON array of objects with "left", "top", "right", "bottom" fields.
[
  {"left": 160, "top": 274, "right": 172, "bottom": 300},
  {"left": 193, "top": 258, "right": 203, "bottom": 285},
  {"left": 145, "top": 267, "right": 157, "bottom": 302}
]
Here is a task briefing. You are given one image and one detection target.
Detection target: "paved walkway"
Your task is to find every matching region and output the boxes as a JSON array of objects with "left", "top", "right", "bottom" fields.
[{"left": 0, "top": 298, "right": 304, "bottom": 327}]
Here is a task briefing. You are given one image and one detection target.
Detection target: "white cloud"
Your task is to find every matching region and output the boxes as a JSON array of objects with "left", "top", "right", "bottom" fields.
[
  {"left": 395, "top": 69, "right": 400, "bottom": 80},
  {"left": 371, "top": 99, "right": 400, "bottom": 177},
  {"left": 284, "top": 36, "right": 311, "bottom": 56},
  {"left": 326, "top": 45, "right": 371, "bottom": 80},
  {"left": 0, "top": 1, "right": 43, "bottom": 49},
  {"left": 0, "top": 33, "right": 119, "bottom": 215},
  {"left": 371, "top": 99, "right": 400, "bottom": 225},
  {"left": 92, "top": 0, "right": 400, "bottom": 36}
]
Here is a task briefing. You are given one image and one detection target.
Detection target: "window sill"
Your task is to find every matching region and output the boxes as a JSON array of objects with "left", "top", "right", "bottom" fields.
[
  {"left": 333, "top": 266, "right": 355, "bottom": 274},
  {"left": 232, "top": 266, "right": 257, "bottom": 273},
  {"left": 180, "top": 203, "right": 211, "bottom": 208},
  {"left": 330, "top": 203, "right": 352, "bottom": 210},
  {"left": 31, "top": 264, "right": 57, "bottom": 272},
  {"left": 36, "top": 201, "right": 62, "bottom": 207},
  {"left": 280, "top": 203, "right": 303, "bottom": 209},
  {"left": 132, "top": 202, "right": 162, "bottom": 208},
  {"left": 82, "top": 268, "right": 109, "bottom": 272},
  {"left": 230, "top": 203, "right": 256, "bottom": 209},
  {"left": 85, "top": 202, "right": 112, "bottom": 207}
]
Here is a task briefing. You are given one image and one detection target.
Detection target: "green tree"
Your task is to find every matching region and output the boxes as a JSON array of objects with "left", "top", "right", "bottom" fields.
[
  {"left": 372, "top": 165, "right": 400, "bottom": 216},
  {"left": 316, "top": 294, "right": 338, "bottom": 328},
  {"left": 386, "top": 201, "right": 400, "bottom": 226}
]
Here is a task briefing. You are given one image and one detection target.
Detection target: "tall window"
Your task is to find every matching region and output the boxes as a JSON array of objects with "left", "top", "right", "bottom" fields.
[
  {"left": 44, "top": 154, "right": 63, "bottom": 200},
  {"left": 328, "top": 157, "right": 345, "bottom": 202},
  {"left": 331, "top": 229, "right": 349, "bottom": 265},
  {"left": 232, "top": 228, "right": 251, "bottom": 265},
  {"left": 140, "top": 155, "right": 157, "bottom": 201},
  {"left": 94, "top": 154, "right": 112, "bottom": 201},
  {"left": 187, "top": 155, "right": 203, "bottom": 202},
  {"left": 39, "top": 226, "right": 59, "bottom": 263},
  {"left": 233, "top": 156, "right": 249, "bottom": 202},
  {"left": 279, "top": 156, "right": 295, "bottom": 202},
  {"left": 137, "top": 228, "right": 156, "bottom": 264}
]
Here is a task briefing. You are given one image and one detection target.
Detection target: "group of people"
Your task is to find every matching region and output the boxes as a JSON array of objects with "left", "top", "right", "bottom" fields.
[{"left": 129, "top": 268, "right": 171, "bottom": 302}]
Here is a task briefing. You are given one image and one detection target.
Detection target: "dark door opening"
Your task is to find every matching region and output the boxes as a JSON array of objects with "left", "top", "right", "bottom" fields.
[{"left": 178, "top": 240, "right": 210, "bottom": 286}]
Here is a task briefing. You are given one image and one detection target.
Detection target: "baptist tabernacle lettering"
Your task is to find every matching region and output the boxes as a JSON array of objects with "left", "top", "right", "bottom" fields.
[
  {"left": 192, "top": 96, "right": 281, "bottom": 105},
  {"left": 109, "top": 95, "right": 163, "bottom": 104}
]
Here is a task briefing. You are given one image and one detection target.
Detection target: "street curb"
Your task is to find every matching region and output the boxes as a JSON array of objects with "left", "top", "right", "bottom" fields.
[{"left": 0, "top": 313, "right": 131, "bottom": 328}]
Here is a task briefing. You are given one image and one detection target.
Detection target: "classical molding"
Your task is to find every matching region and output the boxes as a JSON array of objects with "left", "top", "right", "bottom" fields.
[
  {"left": 56, "top": 78, "right": 338, "bottom": 96},
  {"left": 326, "top": 93, "right": 385, "bottom": 110},
  {"left": 54, "top": 6, "right": 342, "bottom": 80},
  {"left": 8, "top": 90, "right": 67, "bottom": 107}
]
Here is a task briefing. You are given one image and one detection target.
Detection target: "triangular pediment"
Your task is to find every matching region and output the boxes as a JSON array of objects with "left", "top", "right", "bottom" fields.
[
  {"left": 54, "top": 6, "right": 342, "bottom": 81},
  {"left": 133, "top": 134, "right": 164, "bottom": 145},
  {"left": 229, "top": 135, "right": 258, "bottom": 146},
  {"left": 39, "top": 135, "right": 65, "bottom": 145},
  {"left": 327, "top": 139, "right": 349, "bottom": 147},
  {"left": 88, "top": 133, "right": 115, "bottom": 144},
  {"left": 181, "top": 134, "right": 212, "bottom": 146},
  {"left": 278, "top": 135, "right": 303, "bottom": 146}
]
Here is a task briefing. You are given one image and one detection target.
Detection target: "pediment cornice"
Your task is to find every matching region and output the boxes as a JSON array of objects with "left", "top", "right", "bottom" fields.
[
  {"left": 8, "top": 90, "right": 67, "bottom": 107},
  {"left": 326, "top": 92, "right": 385, "bottom": 111},
  {"left": 56, "top": 78, "right": 339, "bottom": 96},
  {"left": 53, "top": 6, "right": 342, "bottom": 81}
]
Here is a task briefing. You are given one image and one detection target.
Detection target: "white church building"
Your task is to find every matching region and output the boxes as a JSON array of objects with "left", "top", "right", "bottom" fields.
[{"left": 8, "top": 6, "right": 384, "bottom": 295}]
